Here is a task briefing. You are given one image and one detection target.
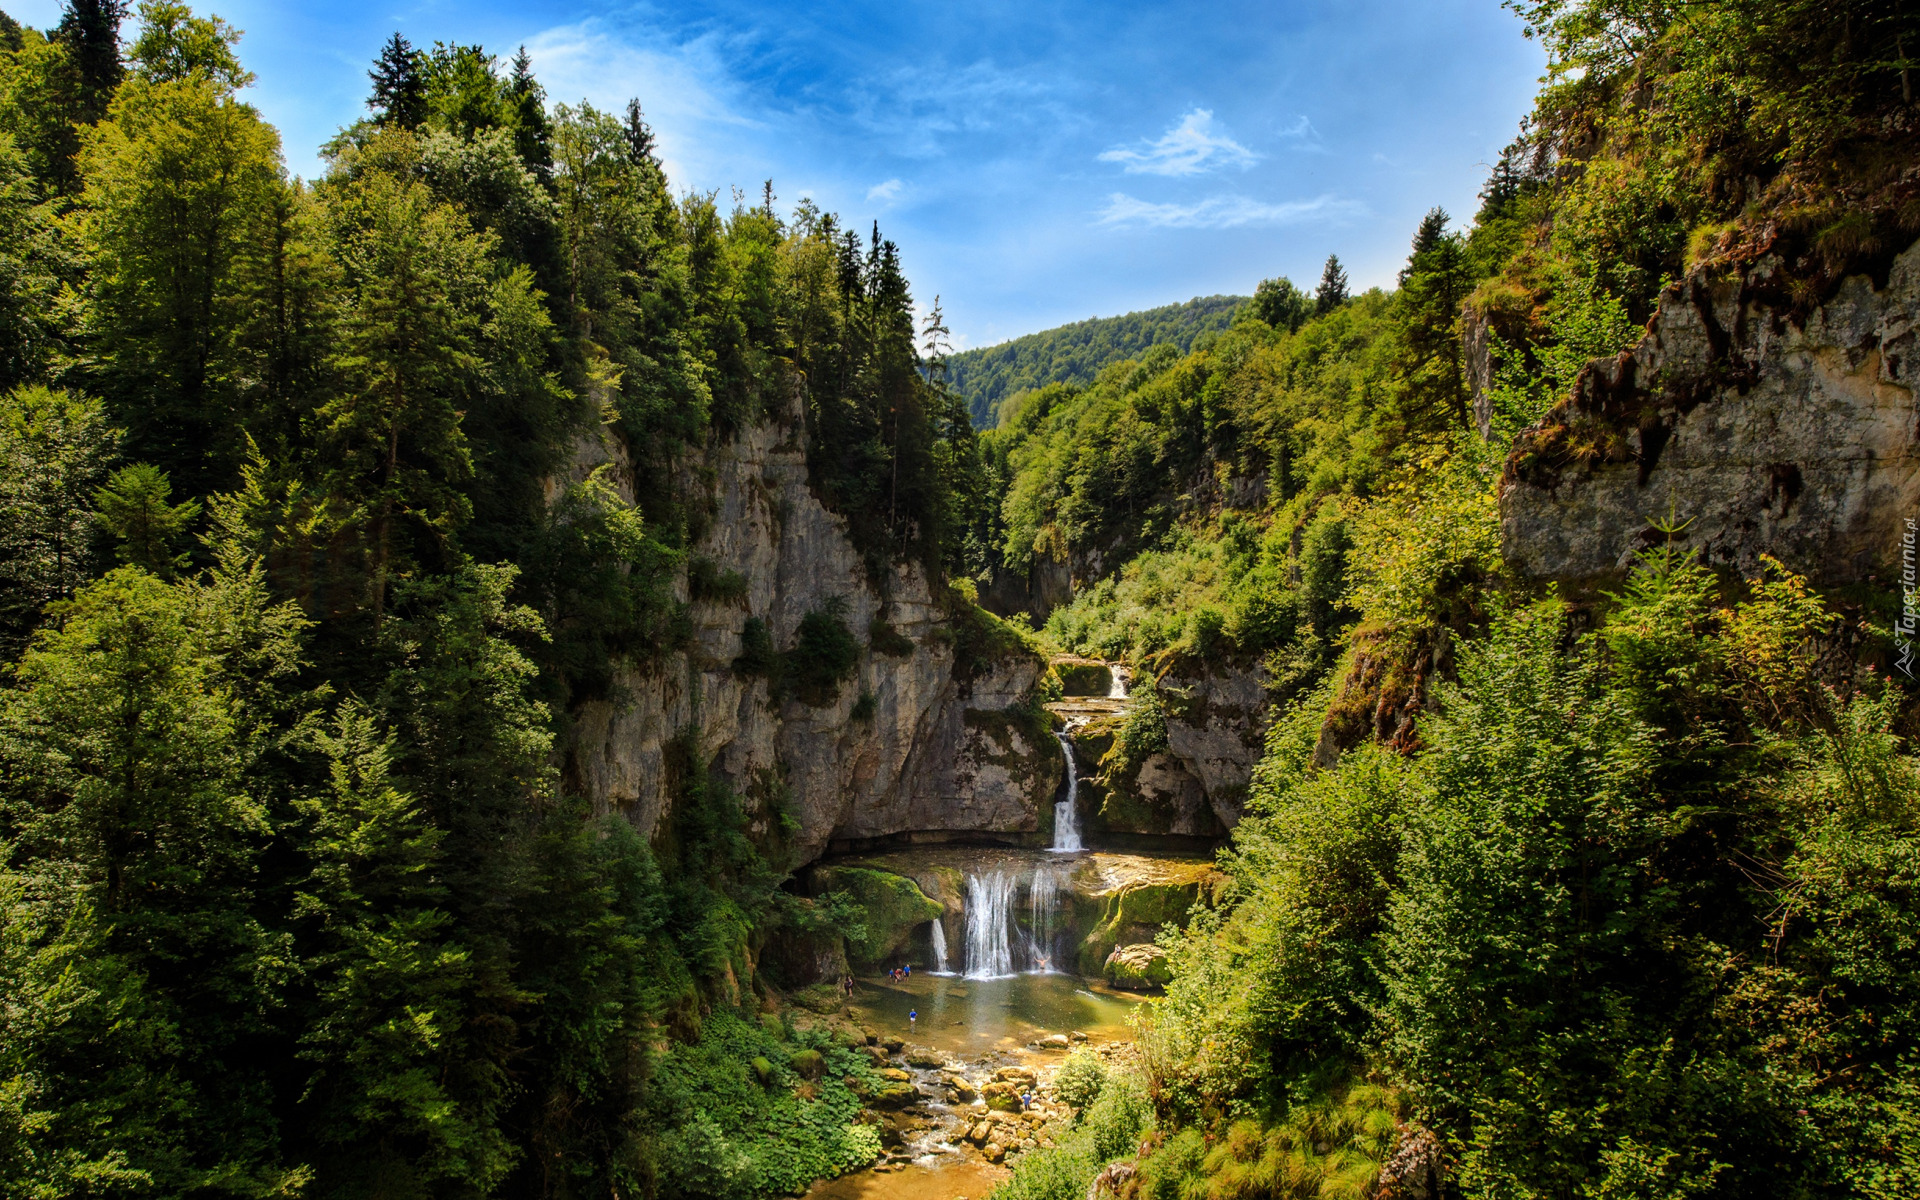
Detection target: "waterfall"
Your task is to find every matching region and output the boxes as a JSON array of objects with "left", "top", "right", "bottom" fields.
[
  {"left": 1109, "top": 665, "right": 1129, "bottom": 699},
  {"left": 1053, "top": 733, "right": 1084, "bottom": 852},
  {"left": 962, "top": 864, "right": 1073, "bottom": 978},
  {"left": 964, "top": 871, "right": 1018, "bottom": 979},
  {"left": 1024, "top": 864, "right": 1067, "bottom": 972},
  {"left": 929, "top": 917, "right": 950, "bottom": 974}
]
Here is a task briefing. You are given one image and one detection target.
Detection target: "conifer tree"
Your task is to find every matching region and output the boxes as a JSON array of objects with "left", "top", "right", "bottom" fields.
[
  {"left": 54, "top": 0, "right": 128, "bottom": 125},
  {"left": 367, "top": 32, "right": 426, "bottom": 128},
  {"left": 622, "top": 97, "right": 657, "bottom": 166},
  {"left": 1314, "top": 253, "right": 1349, "bottom": 315},
  {"left": 94, "top": 464, "right": 201, "bottom": 577},
  {"left": 507, "top": 45, "right": 551, "bottom": 179}
]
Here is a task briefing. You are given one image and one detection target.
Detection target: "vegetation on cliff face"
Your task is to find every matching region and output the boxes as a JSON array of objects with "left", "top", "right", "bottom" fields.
[
  {"left": 992, "top": 2, "right": 1920, "bottom": 1198},
  {"left": 0, "top": 5, "right": 990, "bottom": 1197}
]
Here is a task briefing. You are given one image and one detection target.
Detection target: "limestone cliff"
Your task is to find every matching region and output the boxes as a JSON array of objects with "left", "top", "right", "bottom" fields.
[
  {"left": 1499, "top": 238, "right": 1920, "bottom": 586},
  {"left": 1156, "top": 660, "right": 1267, "bottom": 829},
  {"left": 561, "top": 381, "right": 1059, "bottom": 864}
]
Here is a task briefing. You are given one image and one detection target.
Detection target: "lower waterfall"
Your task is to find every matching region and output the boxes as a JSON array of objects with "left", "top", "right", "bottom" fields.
[
  {"left": 929, "top": 916, "right": 950, "bottom": 973},
  {"left": 964, "top": 871, "right": 1018, "bottom": 978},
  {"left": 962, "top": 863, "right": 1073, "bottom": 979}
]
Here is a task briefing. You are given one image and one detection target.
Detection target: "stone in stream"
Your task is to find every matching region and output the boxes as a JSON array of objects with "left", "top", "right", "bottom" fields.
[
  {"left": 984, "top": 1142, "right": 1005, "bottom": 1163},
  {"left": 903, "top": 1046, "right": 944, "bottom": 1067},
  {"left": 1039, "top": 1033, "right": 1071, "bottom": 1049},
  {"left": 981, "top": 1081, "right": 1022, "bottom": 1112}
]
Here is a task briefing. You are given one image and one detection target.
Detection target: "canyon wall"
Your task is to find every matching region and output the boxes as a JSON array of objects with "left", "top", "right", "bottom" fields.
[
  {"left": 560, "top": 382, "right": 1060, "bottom": 865},
  {"left": 1499, "top": 239, "right": 1920, "bottom": 586}
]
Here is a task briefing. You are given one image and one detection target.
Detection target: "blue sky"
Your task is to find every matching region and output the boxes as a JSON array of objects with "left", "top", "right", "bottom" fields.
[{"left": 9, "top": 0, "right": 1545, "bottom": 348}]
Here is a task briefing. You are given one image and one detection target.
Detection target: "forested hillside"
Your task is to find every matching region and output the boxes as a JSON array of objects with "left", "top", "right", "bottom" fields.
[
  {"left": 986, "top": 1, "right": 1920, "bottom": 1197},
  {"left": 0, "top": 4, "right": 992, "bottom": 1196},
  {"left": 946, "top": 295, "right": 1243, "bottom": 427}
]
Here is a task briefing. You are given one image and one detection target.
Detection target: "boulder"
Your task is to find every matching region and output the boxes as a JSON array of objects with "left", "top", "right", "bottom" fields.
[
  {"left": 788, "top": 1049, "right": 825, "bottom": 1079},
  {"left": 1105, "top": 942, "right": 1172, "bottom": 991},
  {"left": 806, "top": 866, "right": 944, "bottom": 967},
  {"left": 982, "top": 1081, "right": 1023, "bottom": 1113},
  {"left": 1051, "top": 657, "right": 1113, "bottom": 696},
  {"left": 870, "top": 1081, "right": 919, "bottom": 1109}
]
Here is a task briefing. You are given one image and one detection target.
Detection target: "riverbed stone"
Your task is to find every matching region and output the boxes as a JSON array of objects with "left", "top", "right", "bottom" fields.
[
  {"left": 982, "top": 1081, "right": 1022, "bottom": 1112},
  {"left": 870, "top": 1080, "right": 919, "bottom": 1109}
]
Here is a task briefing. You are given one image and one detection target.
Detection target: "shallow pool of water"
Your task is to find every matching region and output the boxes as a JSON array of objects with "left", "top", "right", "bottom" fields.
[{"left": 848, "top": 971, "right": 1143, "bottom": 1055}]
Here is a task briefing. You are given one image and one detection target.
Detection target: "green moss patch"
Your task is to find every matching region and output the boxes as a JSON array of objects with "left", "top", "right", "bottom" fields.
[{"left": 808, "top": 866, "right": 943, "bottom": 968}]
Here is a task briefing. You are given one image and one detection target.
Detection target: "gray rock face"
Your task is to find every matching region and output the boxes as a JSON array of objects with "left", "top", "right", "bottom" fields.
[
  {"left": 1157, "top": 661, "right": 1269, "bottom": 829},
  {"left": 1501, "top": 240, "right": 1920, "bottom": 586},
  {"left": 563, "top": 382, "right": 1054, "bottom": 864}
]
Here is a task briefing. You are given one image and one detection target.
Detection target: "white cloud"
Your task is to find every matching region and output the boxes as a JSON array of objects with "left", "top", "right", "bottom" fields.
[
  {"left": 1096, "top": 192, "right": 1366, "bottom": 230},
  {"left": 867, "top": 178, "right": 904, "bottom": 202},
  {"left": 521, "top": 19, "right": 759, "bottom": 190},
  {"left": 1097, "top": 109, "right": 1259, "bottom": 177}
]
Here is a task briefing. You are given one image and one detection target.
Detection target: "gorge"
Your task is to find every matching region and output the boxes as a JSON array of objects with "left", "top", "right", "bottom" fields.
[{"left": 3, "top": 4, "right": 1918, "bottom": 1200}]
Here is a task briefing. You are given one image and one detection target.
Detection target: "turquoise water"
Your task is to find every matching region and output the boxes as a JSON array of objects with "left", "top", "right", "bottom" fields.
[{"left": 848, "top": 970, "right": 1143, "bottom": 1054}]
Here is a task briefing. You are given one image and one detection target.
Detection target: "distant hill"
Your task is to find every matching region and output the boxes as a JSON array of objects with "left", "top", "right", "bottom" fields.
[{"left": 948, "top": 294, "right": 1247, "bottom": 427}]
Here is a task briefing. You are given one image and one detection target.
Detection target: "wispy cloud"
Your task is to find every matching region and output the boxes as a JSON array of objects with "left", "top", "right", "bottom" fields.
[
  {"left": 1098, "top": 109, "right": 1259, "bottom": 177},
  {"left": 867, "top": 178, "right": 904, "bottom": 202},
  {"left": 1276, "top": 115, "right": 1330, "bottom": 155},
  {"left": 1096, "top": 192, "right": 1367, "bottom": 229}
]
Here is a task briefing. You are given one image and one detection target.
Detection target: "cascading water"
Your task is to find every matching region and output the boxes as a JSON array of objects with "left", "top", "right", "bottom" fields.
[
  {"left": 1109, "top": 665, "right": 1129, "bottom": 699},
  {"left": 1052, "top": 733, "right": 1084, "bottom": 852},
  {"left": 929, "top": 917, "right": 950, "bottom": 974},
  {"left": 1023, "top": 864, "right": 1068, "bottom": 972},
  {"left": 963, "top": 863, "right": 1073, "bottom": 979},
  {"left": 963, "top": 871, "right": 1019, "bottom": 979}
]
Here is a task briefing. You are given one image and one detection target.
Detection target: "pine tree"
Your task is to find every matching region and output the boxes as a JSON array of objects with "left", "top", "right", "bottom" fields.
[
  {"left": 507, "top": 46, "right": 551, "bottom": 179},
  {"left": 93, "top": 464, "right": 202, "bottom": 577},
  {"left": 622, "top": 98, "right": 657, "bottom": 166},
  {"left": 1400, "top": 208, "right": 1451, "bottom": 285},
  {"left": 367, "top": 32, "right": 426, "bottom": 128},
  {"left": 54, "top": 0, "right": 128, "bottom": 125},
  {"left": 1394, "top": 209, "right": 1473, "bottom": 431},
  {"left": 1314, "top": 254, "right": 1349, "bottom": 315}
]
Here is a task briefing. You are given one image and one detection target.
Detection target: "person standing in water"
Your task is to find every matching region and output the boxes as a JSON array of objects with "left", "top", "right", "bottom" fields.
[{"left": 909, "top": 1009, "right": 917, "bottom": 1029}]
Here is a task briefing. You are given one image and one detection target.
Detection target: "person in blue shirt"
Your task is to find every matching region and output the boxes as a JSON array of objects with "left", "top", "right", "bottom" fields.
[{"left": 909, "top": 1009, "right": 917, "bottom": 1028}]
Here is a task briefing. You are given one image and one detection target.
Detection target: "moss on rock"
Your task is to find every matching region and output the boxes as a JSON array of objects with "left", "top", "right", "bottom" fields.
[
  {"left": 808, "top": 866, "right": 944, "bottom": 968},
  {"left": 1052, "top": 656, "right": 1113, "bottom": 696},
  {"left": 1104, "top": 942, "right": 1172, "bottom": 991}
]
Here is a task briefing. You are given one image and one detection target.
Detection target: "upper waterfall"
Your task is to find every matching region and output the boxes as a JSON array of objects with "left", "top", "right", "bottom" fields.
[{"left": 1053, "top": 732, "right": 1084, "bottom": 852}]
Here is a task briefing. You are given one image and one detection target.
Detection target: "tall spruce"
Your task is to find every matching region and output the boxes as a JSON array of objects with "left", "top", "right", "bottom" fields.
[
  {"left": 1314, "top": 253, "right": 1349, "bottom": 315},
  {"left": 366, "top": 32, "right": 426, "bottom": 128},
  {"left": 54, "top": 0, "right": 128, "bottom": 124}
]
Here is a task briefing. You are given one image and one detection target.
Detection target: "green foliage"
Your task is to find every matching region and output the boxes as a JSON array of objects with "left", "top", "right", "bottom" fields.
[
  {"left": 947, "top": 294, "right": 1245, "bottom": 427},
  {"left": 786, "top": 598, "right": 861, "bottom": 706},
  {"left": 0, "top": 387, "right": 117, "bottom": 654},
  {"left": 1246, "top": 276, "right": 1312, "bottom": 333},
  {"left": 1055, "top": 1049, "right": 1109, "bottom": 1114},
  {"left": 993, "top": 1071, "right": 1154, "bottom": 1200},
  {"left": 647, "top": 1012, "right": 882, "bottom": 1199},
  {"left": 1145, "top": 549, "right": 1920, "bottom": 1199},
  {"left": 93, "top": 464, "right": 200, "bottom": 577}
]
